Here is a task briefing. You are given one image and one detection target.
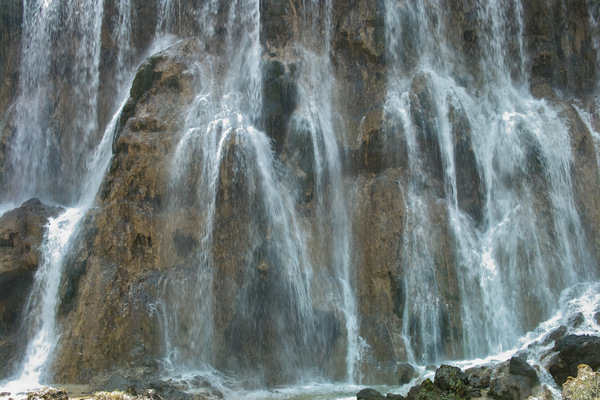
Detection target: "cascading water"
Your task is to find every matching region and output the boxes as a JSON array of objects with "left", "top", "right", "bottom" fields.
[
  {"left": 0, "top": 0, "right": 182, "bottom": 394},
  {"left": 286, "top": 0, "right": 360, "bottom": 382},
  {"left": 7, "top": 0, "right": 104, "bottom": 205},
  {"left": 385, "top": 0, "right": 597, "bottom": 363},
  {"left": 159, "top": 0, "right": 360, "bottom": 386}
]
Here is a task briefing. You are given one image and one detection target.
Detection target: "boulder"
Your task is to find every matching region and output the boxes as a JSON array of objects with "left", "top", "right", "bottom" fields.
[
  {"left": 508, "top": 357, "right": 539, "bottom": 386},
  {"left": 357, "top": 388, "right": 386, "bottom": 400},
  {"left": 488, "top": 374, "right": 533, "bottom": 400},
  {"left": 396, "top": 363, "right": 418, "bottom": 385},
  {"left": 405, "top": 378, "right": 459, "bottom": 400},
  {"left": 433, "top": 364, "right": 468, "bottom": 396},
  {"left": 466, "top": 365, "right": 492, "bottom": 388},
  {"left": 547, "top": 334, "right": 600, "bottom": 385}
]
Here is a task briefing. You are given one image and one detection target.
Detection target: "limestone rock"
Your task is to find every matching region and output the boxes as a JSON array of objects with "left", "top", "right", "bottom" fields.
[
  {"left": 488, "top": 374, "right": 532, "bottom": 400},
  {"left": 26, "top": 387, "right": 69, "bottom": 400},
  {"left": 52, "top": 38, "right": 203, "bottom": 386},
  {"left": 405, "top": 378, "right": 459, "bottom": 400}
]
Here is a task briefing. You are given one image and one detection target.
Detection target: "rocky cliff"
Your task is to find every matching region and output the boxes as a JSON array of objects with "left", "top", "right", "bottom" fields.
[{"left": 0, "top": 0, "right": 599, "bottom": 391}]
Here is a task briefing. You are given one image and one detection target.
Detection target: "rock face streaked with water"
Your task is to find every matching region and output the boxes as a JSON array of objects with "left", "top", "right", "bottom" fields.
[{"left": 0, "top": 0, "right": 599, "bottom": 394}]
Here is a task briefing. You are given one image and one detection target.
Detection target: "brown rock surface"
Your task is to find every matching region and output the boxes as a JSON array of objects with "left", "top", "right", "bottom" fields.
[{"left": 52, "top": 38, "right": 202, "bottom": 386}]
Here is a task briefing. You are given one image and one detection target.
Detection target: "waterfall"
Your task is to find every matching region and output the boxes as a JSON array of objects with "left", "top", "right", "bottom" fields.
[
  {"left": 8, "top": 208, "right": 86, "bottom": 389},
  {"left": 385, "top": 0, "right": 596, "bottom": 363},
  {"left": 0, "top": 0, "right": 599, "bottom": 396},
  {"left": 6, "top": 0, "right": 104, "bottom": 205},
  {"left": 159, "top": 0, "right": 360, "bottom": 385},
  {"left": 288, "top": 0, "right": 360, "bottom": 382}
]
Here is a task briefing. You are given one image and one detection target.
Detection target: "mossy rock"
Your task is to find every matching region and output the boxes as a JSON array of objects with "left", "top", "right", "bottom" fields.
[{"left": 562, "top": 364, "right": 600, "bottom": 400}]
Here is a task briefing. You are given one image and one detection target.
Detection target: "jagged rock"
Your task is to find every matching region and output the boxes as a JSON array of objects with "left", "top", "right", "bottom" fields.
[
  {"left": 433, "top": 364, "right": 468, "bottom": 396},
  {"left": 562, "top": 364, "right": 600, "bottom": 400},
  {"left": 547, "top": 335, "right": 600, "bottom": 385}
]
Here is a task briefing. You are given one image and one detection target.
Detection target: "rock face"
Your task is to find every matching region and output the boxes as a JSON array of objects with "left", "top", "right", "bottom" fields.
[
  {"left": 0, "top": 0, "right": 599, "bottom": 391},
  {"left": 0, "top": 199, "right": 63, "bottom": 376},
  {"left": 51, "top": 38, "right": 202, "bottom": 386}
]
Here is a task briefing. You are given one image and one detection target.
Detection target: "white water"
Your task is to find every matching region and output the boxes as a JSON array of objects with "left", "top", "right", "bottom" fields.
[
  {"left": 3, "top": 208, "right": 86, "bottom": 395},
  {"left": 385, "top": 0, "right": 597, "bottom": 363},
  {"left": 160, "top": 0, "right": 361, "bottom": 385},
  {"left": 8, "top": 0, "right": 104, "bottom": 205},
  {"left": 0, "top": 0, "right": 160, "bottom": 394}
]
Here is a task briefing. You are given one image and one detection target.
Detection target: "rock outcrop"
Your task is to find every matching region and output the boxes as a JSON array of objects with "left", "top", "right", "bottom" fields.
[{"left": 52, "top": 38, "right": 203, "bottom": 386}]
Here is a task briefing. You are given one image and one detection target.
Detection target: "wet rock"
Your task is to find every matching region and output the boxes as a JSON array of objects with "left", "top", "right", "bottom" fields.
[
  {"left": 509, "top": 357, "right": 539, "bottom": 386},
  {"left": 547, "top": 334, "right": 600, "bottom": 385},
  {"left": 433, "top": 364, "right": 468, "bottom": 396},
  {"left": 353, "top": 173, "right": 407, "bottom": 374},
  {"left": 396, "top": 363, "right": 418, "bottom": 385},
  {"left": 465, "top": 365, "right": 492, "bottom": 388},
  {"left": 386, "top": 393, "right": 406, "bottom": 400},
  {"left": 405, "top": 378, "right": 459, "bottom": 400},
  {"left": 0, "top": 199, "right": 63, "bottom": 375},
  {"left": 262, "top": 59, "right": 297, "bottom": 152},
  {"left": 488, "top": 374, "right": 532, "bottom": 400},
  {"left": 447, "top": 91, "right": 484, "bottom": 224},
  {"left": 357, "top": 388, "right": 386, "bottom": 400},
  {"left": 521, "top": 0, "right": 597, "bottom": 93},
  {"left": 542, "top": 325, "right": 568, "bottom": 346},
  {"left": 52, "top": 39, "right": 203, "bottom": 385},
  {"left": 355, "top": 107, "right": 409, "bottom": 174},
  {"left": 409, "top": 71, "right": 444, "bottom": 187}
]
